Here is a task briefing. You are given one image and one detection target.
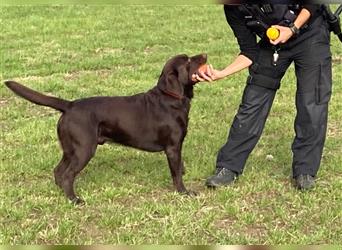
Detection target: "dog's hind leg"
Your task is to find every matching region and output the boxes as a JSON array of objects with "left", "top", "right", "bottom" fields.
[
  {"left": 60, "top": 141, "right": 97, "bottom": 205},
  {"left": 55, "top": 115, "right": 73, "bottom": 189},
  {"left": 53, "top": 155, "right": 70, "bottom": 188}
]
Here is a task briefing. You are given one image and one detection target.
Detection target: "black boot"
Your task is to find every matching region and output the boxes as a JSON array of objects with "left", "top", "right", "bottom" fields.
[
  {"left": 295, "top": 174, "right": 315, "bottom": 190},
  {"left": 206, "top": 168, "right": 238, "bottom": 188}
]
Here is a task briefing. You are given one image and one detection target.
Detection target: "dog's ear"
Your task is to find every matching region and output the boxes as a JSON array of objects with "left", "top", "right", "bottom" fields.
[
  {"left": 164, "top": 63, "right": 189, "bottom": 95},
  {"left": 165, "top": 71, "right": 184, "bottom": 96},
  {"left": 158, "top": 55, "right": 190, "bottom": 96},
  {"left": 177, "top": 63, "right": 189, "bottom": 85}
]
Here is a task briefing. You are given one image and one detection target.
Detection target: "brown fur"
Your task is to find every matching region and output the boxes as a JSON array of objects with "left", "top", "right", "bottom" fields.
[{"left": 5, "top": 54, "right": 207, "bottom": 204}]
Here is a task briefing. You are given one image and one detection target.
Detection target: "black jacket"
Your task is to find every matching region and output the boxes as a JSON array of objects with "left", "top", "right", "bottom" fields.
[{"left": 224, "top": 4, "right": 321, "bottom": 62}]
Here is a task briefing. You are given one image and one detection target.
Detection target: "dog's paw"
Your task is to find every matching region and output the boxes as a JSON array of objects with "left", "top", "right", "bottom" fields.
[
  {"left": 181, "top": 190, "right": 198, "bottom": 197},
  {"left": 70, "top": 196, "right": 85, "bottom": 205}
]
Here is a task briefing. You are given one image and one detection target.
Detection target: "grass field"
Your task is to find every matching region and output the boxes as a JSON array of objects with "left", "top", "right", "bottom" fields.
[{"left": 1, "top": 5, "right": 341, "bottom": 244}]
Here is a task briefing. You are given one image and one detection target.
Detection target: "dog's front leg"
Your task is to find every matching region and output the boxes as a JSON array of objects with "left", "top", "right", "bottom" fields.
[{"left": 165, "top": 145, "right": 196, "bottom": 196}]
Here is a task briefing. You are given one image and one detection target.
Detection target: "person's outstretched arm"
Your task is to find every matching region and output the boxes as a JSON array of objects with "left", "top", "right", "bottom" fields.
[
  {"left": 194, "top": 5, "right": 257, "bottom": 82},
  {"left": 193, "top": 54, "right": 252, "bottom": 82}
]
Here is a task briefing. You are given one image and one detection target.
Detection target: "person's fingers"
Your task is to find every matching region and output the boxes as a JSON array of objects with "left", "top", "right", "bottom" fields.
[
  {"left": 270, "top": 38, "right": 280, "bottom": 45},
  {"left": 195, "top": 74, "right": 205, "bottom": 82},
  {"left": 199, "top": 71, "right": 212, "bottom": 82}
]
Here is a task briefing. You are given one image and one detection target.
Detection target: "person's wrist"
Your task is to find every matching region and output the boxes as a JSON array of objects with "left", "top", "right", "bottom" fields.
[
  {"left": 286, "top": 27, "right": 294, "bottom": 39},
  {"left": 289, "top": 23, "right": 300, "bottom": 36},
  {"left": 216, "top": 70, "right": 227, "bottom": 80}
]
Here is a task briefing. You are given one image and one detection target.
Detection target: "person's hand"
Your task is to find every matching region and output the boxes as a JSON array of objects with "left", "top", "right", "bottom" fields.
[
  {"left": 269, "top": 25, "right": 294, "bottom": 45},
  {"left": 192, "top": 65, "right": 226, "bottom": 82}
]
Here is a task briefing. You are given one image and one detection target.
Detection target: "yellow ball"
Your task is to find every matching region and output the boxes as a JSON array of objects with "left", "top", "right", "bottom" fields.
[{"left": 266, "top": 27, "right": 280, "bottom": 40}]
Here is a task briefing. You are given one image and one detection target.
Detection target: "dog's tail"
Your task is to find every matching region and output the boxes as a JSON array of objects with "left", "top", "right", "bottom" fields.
[{"left": 4, "top": 80, "right": 71, "bottom": 112}]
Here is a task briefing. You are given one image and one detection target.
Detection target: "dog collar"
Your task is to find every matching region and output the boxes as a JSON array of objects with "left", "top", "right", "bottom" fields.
[{"left": 160, "top": 88, "right": 184, "bottom": 100}]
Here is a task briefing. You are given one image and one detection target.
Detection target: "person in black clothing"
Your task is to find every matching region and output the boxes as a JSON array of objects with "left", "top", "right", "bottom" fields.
[{"left": 193, "top": 4, "right": 332, "bottom": 190}]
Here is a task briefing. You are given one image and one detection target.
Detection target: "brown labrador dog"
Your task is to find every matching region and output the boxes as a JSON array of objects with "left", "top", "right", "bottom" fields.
[{"left": 5, "top": 53, "right": 207, "bottom": 204}]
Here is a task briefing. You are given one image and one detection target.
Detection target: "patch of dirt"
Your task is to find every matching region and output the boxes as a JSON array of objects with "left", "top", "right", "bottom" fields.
[
  {"left": 95, "top": 47, "right": 124, "bottom": 55},
  {"left": 16, "top": 75, "right": 53, "bottom": 82},
  {"left": 215, "top": 216, "right": 237, "bottom": 229},
  {"left": 327, "top": 122, "right": 342, "bottom": 137},
  {"left": 28, "top": 106, "right": 59, "bottom": 118},
  {"left": 245, "top": 224, "right": 267, "bottom": 238},
  {"left": 332, "top": 56, "right": 342, "bottom": 64},
  {"left": 0, "top": 98, "right": 9, "bottom": 107},
  {"left": 144, "top": 45, "right": 169, "bottom": 55},
  {"left": 63, "top": 69, "right": 114, "bottom": 81}
]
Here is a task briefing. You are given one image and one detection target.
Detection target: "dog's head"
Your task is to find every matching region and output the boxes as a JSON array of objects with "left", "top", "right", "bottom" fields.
[{"left": 158, "top": 54, "right": 207, "bottom": 99}]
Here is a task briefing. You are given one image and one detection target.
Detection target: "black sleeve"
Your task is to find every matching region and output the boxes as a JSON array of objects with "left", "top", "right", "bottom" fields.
[
  {"left": 301, "top": 4, "right": 323, "bottom": 26},
  {"left": 224, "top": 5, "right": 259, "bottom": 62},
  {"left": 302, "top": 4, "right": 321, "bottom": 17}
]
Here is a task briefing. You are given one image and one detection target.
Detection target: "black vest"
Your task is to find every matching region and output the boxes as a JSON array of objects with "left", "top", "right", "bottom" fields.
[{"left": 238, "top": 4, "right": 301, "bottom": 38}]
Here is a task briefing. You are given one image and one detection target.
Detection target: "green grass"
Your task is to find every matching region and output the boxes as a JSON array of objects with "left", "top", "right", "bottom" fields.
[{"left": 1, "top": 5, "right": 341, "bottom": 244}]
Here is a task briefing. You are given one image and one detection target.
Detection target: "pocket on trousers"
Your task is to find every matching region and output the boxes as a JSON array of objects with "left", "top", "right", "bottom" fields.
[{"left": 315, "top": 57, "right": 332, "bottom": 105}]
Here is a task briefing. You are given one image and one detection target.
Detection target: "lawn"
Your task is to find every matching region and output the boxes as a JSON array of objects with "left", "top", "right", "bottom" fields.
[{"left": 0, "top": 5, "right": 341, "bottom": 244}]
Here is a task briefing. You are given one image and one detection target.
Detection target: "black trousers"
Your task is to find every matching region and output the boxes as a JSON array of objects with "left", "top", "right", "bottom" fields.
[{"left": 217, "top": 17, "right": 332, "bottom": 178}]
